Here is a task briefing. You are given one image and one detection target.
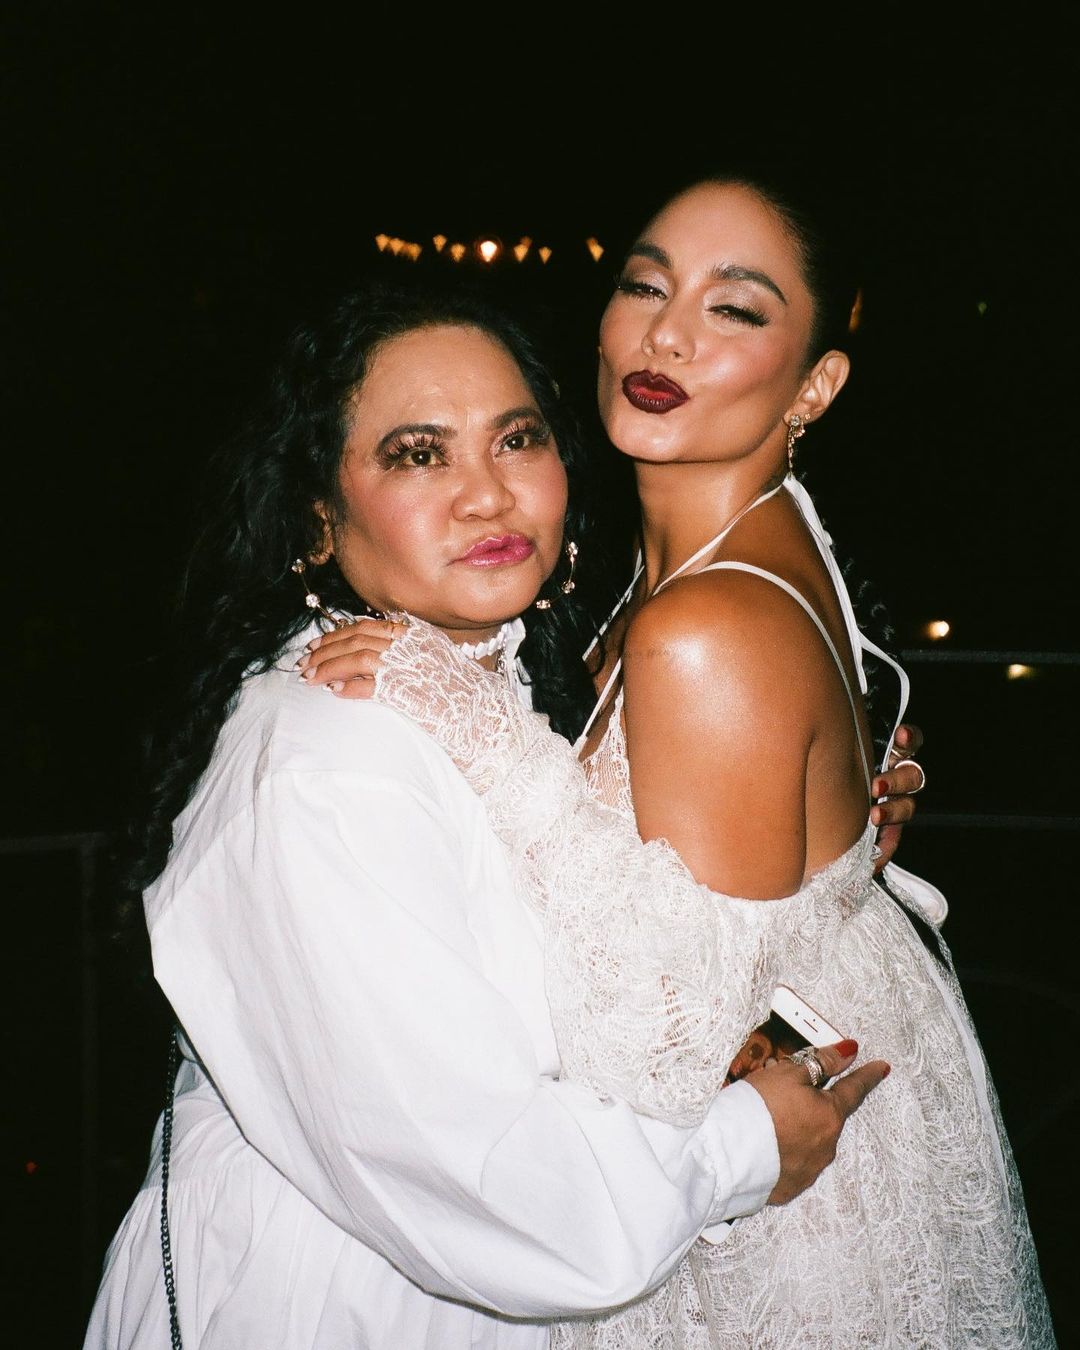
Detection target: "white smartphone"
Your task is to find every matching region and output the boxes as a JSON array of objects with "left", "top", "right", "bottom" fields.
[
  {"left": 727, "top": 985, "right": 846, "bottom": 1083},
  {"left": 768, "top": 984, "right": 845, "bottom": 1051}
]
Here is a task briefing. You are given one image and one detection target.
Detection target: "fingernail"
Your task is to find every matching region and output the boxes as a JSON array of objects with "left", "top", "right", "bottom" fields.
[
  {"left": 881, "top": 1064, "right": 891, "bottom": 1078},
  {"left": 327, "top": 680, "right": 344, "bottom": 693},
  {"left": 296, "top": 655, "right": 309, "bottom": 670},
  {"left": 836, "top": 1039, "right": 858, "bottom": 1057},
  {"left": 300, "top": 668, "right": 315, "bottom": 681}
]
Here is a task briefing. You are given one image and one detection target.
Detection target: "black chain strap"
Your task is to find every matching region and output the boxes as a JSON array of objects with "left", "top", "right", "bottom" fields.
[{"left": 159, "top": 1026, "right": 183, "bottom": 1349}]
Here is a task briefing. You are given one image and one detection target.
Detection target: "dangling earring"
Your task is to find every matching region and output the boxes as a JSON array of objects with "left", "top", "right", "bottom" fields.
[
  {"left": 535, "top": 540, "right": 579, "bottom": 610},
  {"left": 291, "top": 557, "right": 353, "bottom": 627},
  {"left": 786, "top": 415, "right": 806, "bottom": 475}
]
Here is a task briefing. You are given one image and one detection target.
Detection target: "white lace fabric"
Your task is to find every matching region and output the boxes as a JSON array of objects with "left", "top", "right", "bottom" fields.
[
  {"left": 374, "top": 618, "right": 1055, "bottom": 1347},
  {"left": 374, "top": 618, "right": 814, "bottom": 1124}
]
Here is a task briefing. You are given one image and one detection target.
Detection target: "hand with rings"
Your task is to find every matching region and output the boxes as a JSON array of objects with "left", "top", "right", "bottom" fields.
[
  {"left": 786, "top": 1045, "right": 829, "bottom": 1088},
  {"left": 870, "top": 723, "right": 928, "bottom": 872},
  {"left": 744, "top": 1039, "right": 890, "bottom": 1206}
]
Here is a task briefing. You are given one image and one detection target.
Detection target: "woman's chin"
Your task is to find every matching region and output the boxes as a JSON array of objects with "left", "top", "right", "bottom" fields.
[{"left": 602, "top": 412, "right": 687, "bottom": 464}]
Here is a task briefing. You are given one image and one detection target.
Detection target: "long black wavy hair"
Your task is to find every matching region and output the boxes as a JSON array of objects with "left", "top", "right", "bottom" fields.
[{"left": 124, "top": 277, "right": 621, "bottom": 900}]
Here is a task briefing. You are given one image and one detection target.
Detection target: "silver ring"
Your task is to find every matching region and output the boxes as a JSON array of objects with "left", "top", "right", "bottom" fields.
[
  {"left": 891, "top": 758, "right": 926, "bottom": 794},
  {"left": 788, "top": 1046, "right": 827, "bottom": 1088}
]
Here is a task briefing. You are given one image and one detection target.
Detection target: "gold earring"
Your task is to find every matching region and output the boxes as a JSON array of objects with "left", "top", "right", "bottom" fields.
[
  {"left": 535, "top": 540, "right": 579, "bottom": 610},
  {"left": 786, "top": 415, "right": 806, "bottom": 475}
]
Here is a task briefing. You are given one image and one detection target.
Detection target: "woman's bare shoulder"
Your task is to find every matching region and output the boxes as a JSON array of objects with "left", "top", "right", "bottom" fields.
[{"left": 624, "top": 567, "right": 827, "bottom": 686}]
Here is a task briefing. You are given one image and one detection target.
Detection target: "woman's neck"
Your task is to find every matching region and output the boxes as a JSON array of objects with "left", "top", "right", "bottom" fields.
[{"left": 634, "top": 457, "right": 787, "bottom": 593}]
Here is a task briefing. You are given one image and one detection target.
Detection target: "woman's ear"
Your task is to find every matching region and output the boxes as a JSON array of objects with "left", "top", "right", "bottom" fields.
[
  {"left": 788, "top": 350, "right": 851, "bottom": 427},
  {"left": 310, "top": 502, "right": 334, "bottom": 565}
]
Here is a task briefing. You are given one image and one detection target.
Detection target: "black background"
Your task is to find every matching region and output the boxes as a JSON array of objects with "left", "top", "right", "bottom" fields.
[{"left": 3, "top": 16, "right": 1077, "bottom": 1346}]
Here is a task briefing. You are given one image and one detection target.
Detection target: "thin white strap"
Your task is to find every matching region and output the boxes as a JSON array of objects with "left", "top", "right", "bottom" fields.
[
  {"left": 861, "top": 632, "right": 910, "bottom": 772},
  {"left": 699, "top": 561, "right": 873, "bottom": 796},
  {"left": 578, "top": 657, "right": 625, "bottom": 746},
  {"left": 582, "top": 555, "right": 643, "bottom": 662},
  {"left": 578, "top": 555, "right": 643, "bottom": 745},
  {"left": 579, "top": 481, "right": 784, "bottom": 747},
  {"left": 782, "top": 475, "right": 910, "bottom": 770},
  {"left": 782, "top": 475, "right": 868, "bottom": 696},
  {"left": 655, "top": 481, "right": 786, "bottom": 595}
]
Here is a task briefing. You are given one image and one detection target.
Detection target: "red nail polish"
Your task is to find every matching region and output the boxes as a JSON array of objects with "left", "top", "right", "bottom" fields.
[
  {"left": 836, "top": 1039, "right": 859, "bottom": 1057},
  {"left": 881, "top": 1064, "right": 891, "bottom": 1078}
]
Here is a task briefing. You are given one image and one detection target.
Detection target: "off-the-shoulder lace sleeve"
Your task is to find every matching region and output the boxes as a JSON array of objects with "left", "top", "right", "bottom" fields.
[{"left": 374, "top": 617, "right": 816, "bottom": 1125}]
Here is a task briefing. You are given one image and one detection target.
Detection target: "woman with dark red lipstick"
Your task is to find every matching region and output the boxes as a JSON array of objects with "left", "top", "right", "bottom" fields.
[
  {"left": 307, "top": 174, "right": 1052, "bottom": 1345},
  {"left": 85, "top": 278, "right": 893, "bottom": 1350},
  {"left": 545, "top": 175, "right": 1052, "bottom": 1346}
]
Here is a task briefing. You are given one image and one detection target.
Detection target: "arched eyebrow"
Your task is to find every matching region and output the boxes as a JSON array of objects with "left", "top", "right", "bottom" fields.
[
  {"left": 626, "top": 242, "right": 788, "bottom": 305},
  {"left": 491, "top": 405, "right": 543, "bottom": 431}
]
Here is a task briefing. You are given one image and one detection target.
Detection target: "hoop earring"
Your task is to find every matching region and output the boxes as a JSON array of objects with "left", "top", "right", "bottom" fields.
[
  {"left": 290, "top": 557, "right": 358, "bottom": 627},
  {"left": 534, "top": 540, "right": 579, "bottom": 610},
  {"left": 786, "top": 415, "right": 806, "bottom": 475}
]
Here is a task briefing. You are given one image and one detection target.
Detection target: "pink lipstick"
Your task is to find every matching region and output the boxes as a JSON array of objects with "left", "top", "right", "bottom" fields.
[
  {"left": 622, "top": 370, "right": 689, "bottom": 414},
  {"left": 457, "top": 534, "right": 535, "bottom": 566}
]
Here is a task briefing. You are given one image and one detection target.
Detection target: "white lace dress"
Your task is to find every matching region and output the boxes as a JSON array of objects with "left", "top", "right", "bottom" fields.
[
  {"left": 373, "top": 478, "right": 1054, "bottom": 1348},
  {"left": 555, "top": 685, "right": 1051, "bottom": 1348}
]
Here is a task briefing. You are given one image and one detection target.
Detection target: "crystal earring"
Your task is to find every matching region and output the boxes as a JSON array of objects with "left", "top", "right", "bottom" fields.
[
  {"left": 535, "top": 540, "right": 579, "bottom": 610},
  {"left": 292, "top": 556, "right": 385, "bottom": 625},
  {"left": 291, "top": 557, "right": 347, "bottom": 627},
  {"left": 786, "top": 415, "right": 806, "bottom": 475}
]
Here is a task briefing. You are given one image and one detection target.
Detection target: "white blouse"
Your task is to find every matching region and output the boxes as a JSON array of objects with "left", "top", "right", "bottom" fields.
[{"left": 84, "top": 622, "right": 779, "bottom": 1350}]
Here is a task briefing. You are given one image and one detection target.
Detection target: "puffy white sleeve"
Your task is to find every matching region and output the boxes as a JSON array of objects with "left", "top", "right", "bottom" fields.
[
  {"left": 373, "top": 618, "right": 811, "bottom": 1127},
  {"left": 148, "top": 713, "right": 779, "bottom": 1320}
]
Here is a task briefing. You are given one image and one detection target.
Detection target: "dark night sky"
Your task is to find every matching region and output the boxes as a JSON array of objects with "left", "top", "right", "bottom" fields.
[{"left": 3, "top": 20, "right": 1078, "bottom": 832}]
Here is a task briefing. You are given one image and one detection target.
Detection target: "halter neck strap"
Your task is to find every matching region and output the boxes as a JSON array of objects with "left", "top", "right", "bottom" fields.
[
  {"left": 576, "top": 480, "right": 784, "bottom": 748},
  {"left": 578, "top": 473, "right": 912, "bottom": 773},
  {"left": 783, "top": 473, "right": 910, "bottom": 768},
  {"left": 653, "top": 480, "right": 787, "bottom": 595}
]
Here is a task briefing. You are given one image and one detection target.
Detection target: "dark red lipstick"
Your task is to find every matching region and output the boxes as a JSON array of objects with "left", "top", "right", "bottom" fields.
[{"left": 622, "top": 370, "right": 689, "bottom": 414}]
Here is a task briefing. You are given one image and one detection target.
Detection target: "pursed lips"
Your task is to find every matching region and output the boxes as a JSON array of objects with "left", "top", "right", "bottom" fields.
[{"left": 622, "top": 370, "right": 689, "bottom": 413}]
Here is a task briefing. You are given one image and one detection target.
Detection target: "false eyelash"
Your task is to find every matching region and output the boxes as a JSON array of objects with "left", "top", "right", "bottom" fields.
[
  {"left": 710, "top": 304, "right": 768, "bottom": 327},
  {"left": 614, "top": 276, "right": 665, "bottom": 299},
  {"left": 378, "top": 432, "right": 441, "bottom": 467},
  {"left": 501, "top": 415, "right": 551, "bottom": 448}
]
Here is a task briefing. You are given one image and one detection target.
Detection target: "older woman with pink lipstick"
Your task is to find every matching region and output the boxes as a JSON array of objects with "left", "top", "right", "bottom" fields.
[
  {"left": 84, "top": 278, "right": 895, "bottom": 1350},
  {"left": 306, "top": 172, "right": 1054, "bottom": 1346}
]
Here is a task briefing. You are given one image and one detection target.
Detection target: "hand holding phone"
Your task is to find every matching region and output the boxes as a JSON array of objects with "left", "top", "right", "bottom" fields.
[{"left": 727, "top": 985, "right": 846, "bottom": 1084}]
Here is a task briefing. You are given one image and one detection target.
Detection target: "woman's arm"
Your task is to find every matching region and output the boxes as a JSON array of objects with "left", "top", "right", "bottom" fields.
[
  {"left": 149, "top": 716, "right": 780, "bottom": 1318},
  {"left": 298, "top": 619, "right": 927, "bottom": 866}
]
